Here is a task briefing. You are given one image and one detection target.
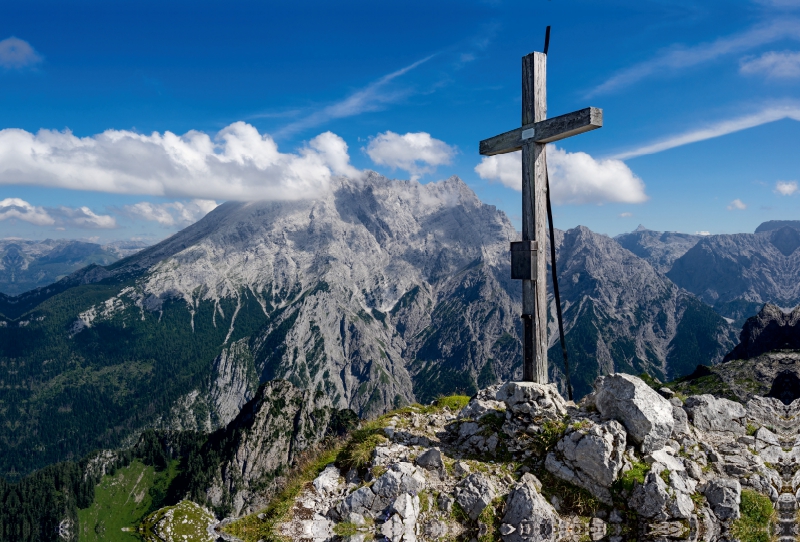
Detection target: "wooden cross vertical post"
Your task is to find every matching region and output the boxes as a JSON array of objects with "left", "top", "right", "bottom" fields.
[{"left": 479, "top": 49, "right": 603, "bottom": 384}]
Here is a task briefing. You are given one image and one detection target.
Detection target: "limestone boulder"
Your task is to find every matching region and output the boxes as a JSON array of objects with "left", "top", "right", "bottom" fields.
[
  {"left": 459, "top": 384, "right": 506, "bottom": 420},
  {"left": 544, "top": 419, "right": 627, "bottom": 504},
  {"left": 454, "top": 473, "right": 496, "bottom": 521},
  {"left": 594, "top": 373, "right": 674, "bottom": 453},
  {"left": 684, "top": 395, "right": 746, "bottom": 438},
  {"left": 496, "top": 381, "right": 568, "bottom": 419},
  {"left": 704, "top": 478, "right": 741, "bottom": 520},
  {"left": 500, "top": 475, "right": 559, "bottom": 542}
]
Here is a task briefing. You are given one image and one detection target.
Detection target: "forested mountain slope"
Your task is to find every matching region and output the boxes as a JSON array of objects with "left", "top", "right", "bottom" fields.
[{"left": 0, "top": 173, "right": 734, "bottom": 477}]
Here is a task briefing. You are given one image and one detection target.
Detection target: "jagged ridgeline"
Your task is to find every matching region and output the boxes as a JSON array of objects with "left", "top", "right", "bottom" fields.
[
  {"left": 0, "top": 174, "right": 733, "bottom": 480},
  {"left": 0, "top": 173, "right": 734, "bottom": 478}
]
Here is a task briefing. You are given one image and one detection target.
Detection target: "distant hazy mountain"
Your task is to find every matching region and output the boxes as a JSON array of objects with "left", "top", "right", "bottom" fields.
[
  {"left": 614, "top": 226, "right": 702, "bottom": 273},
  {"left": 0, "top": 173, "right": 735, "bottom": 476},
  {"left": 0, "top": 239, "right": 148, "bottom": 295},
  {"left": 754, "top": 220, "right": 800, "bottom": 233},
  {"left": 667, "top": 225, "right": 800, "bottom": 323}
]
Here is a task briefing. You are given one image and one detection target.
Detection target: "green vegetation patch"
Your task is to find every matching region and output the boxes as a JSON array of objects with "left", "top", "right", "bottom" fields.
[
  {"left": 611, "top": 460, "right": 650, "bottom": 496},
  {"left": 221, "top": 444, "right": 343, "bottom": 542},
  {"left": 78, "top": 459, "right": 179, "bottom": 542},
  {"left": 730, "top": 489, "right": 774, "bottom": 542},
  {"left": 139, "top": 499, "right": 216, "bottom": 542},
  {"left": 537, "top": 468, "right": 604, "bottom": 517}
]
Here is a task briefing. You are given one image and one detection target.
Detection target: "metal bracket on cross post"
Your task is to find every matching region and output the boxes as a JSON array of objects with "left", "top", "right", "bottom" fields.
[{"left": 510, "top": 241, "right": 538, "bottom": 281}]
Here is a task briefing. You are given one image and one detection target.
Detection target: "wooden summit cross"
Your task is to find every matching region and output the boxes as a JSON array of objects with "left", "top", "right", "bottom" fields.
[{"left": 479, "top": 43, "right": 602, "bottom": 384}]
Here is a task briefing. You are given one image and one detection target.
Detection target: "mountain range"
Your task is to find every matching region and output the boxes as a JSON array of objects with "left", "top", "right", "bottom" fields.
[
  {"left": 0, "top": 173, "right": 793, "bottom": 478},
  {"left": 0, "top": 238, "right": 149, "bottom": 296}
]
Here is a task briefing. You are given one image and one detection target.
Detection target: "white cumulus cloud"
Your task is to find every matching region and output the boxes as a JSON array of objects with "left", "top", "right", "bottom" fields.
[
  {"left": 741, "top": 50, "right": 800, "bottom": 78},
  {"left": 365, "top": 131, "right": 456, "bottom": 181},
  {"left": 728, "top": 198, "right": 747, "bottom": 210},
  {"left": 0, "top": 37, "right": 42, "bottom": 69},
  {"left": 0, "top": 198, "right": 54, "bottom": 225},
  {"left": 474, "top": 147, "right": 647, "bottom": 205},
  {"left": 0, "top": 123, "right": 360, "bottom": 201},
  {"left": 125, "top": 199, "right": 219, "bottom": 227},
  {"left": 775, "top": 180, "right": 799, "bottom": 195},
  {"left": 0, "top": 198, "right": 116, "bottom": 228},
  {"left": 51, "top": 206, "right": 117, "bottom": 229}
]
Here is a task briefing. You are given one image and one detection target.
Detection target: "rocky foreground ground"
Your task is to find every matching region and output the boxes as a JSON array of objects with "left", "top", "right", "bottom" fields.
[{"left": 265, "top": 373, "right": 795, "bottom": 542}]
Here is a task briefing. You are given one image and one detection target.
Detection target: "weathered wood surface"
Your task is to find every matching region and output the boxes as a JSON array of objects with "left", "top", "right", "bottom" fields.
[
  {"left": 479, "top": 107, "right": 603, "bottom": 156},
  {"left": 520, "top": 52, "right": 549, "bottom": 384},
  {"left": 478, "top": 46, "right": 603, "bottom": 385}
]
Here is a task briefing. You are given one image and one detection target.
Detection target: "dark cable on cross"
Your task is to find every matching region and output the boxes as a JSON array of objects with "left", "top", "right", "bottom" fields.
[{"left": 479, "top": 27, "right": 603, "bottom": 400}]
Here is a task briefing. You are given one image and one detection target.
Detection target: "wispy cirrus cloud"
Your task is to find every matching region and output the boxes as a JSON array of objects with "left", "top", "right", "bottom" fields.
[
  {"left": 612, "top": 105, "right": 800, "bottom": 160},
  {"left": 275, "top": 55, "right": 435, "bottom": 138},
  {"left": 588, "top": 19, "right": 800, "bottom": 96},
  {"left": 0, "top": 37, "right": 42, "bottom": 70},
  {"left": 740, "top": 50, "right": 800, "bottom": 78}
]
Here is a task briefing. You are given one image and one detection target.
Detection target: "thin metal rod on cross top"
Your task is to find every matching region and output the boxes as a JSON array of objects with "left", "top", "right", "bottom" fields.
[{"left": 478, "top": 27, "right": 603, "bottom": 390}]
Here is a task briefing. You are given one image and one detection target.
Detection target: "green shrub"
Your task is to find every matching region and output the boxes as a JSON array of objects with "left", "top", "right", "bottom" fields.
[
  {"left": 611, "top": 461, "right": 650, "bottom": 496},
  {"left": 730, "top": 489, "right": 774, "bottom": 542},
  {"left": 530, "top": 419, "right": 567, "bottom": 456},
  {"left": 435, "top": 395, "right": 471, "bottom": 412}
]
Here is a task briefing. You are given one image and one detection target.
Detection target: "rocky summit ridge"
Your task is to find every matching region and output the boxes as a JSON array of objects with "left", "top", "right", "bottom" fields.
[
  {"left": 261, "top": 372, "right": 791, "bottom": 542},
  {"left": 0, "top": 173, "right": 738, "bottom": 477}
]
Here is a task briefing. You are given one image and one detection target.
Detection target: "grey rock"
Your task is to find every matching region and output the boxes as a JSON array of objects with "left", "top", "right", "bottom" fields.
[
  {"left": 454, "top": 473, "right": 497, "bottom": 521},
  {"left": 437, "top": 493, "right": 454, "bottom": 513},
  {"left": 684, "top": 394, "right": 746, "bottom": 437},
  {"left": 671, "top": 405, "right": 690, "bottom": 438},
  {"left": 545, "top": 420, "right": 627, "bottom": 504},
  {"left": 372, "top": 463, "right": 426, "bottom": 501},
  {"left": 459, "top": 385, "right": 506, "bottom": 420},
  {"left": 501, "top": 477, "right": 559, "bottom": 542},
  {"left": 312, "top": 465, "right": 341, "bottom": 495},
  {"left": 497, "top": 381, "right": 568, "bottom": 419},
  {"left": 339, "top": 486, "right": 378, "bottom": 518},
  {"left": 415, "top": 448, "right": 444, "bottom": 473},
  {"left": 594, "top": 373, "right": 675, "bottom": 453},
  {"left": 205, "top": 380, "right": 334, "bottom": 516},
  {"left": 704, "top": 478, "right": 741, "bottom": 520},
  {"left": 628, "top": 471, "right": 670, "bottom": 519}
]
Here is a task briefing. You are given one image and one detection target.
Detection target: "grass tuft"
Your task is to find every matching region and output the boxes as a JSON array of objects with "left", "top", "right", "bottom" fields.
[
  {"left": 221, "top": 442, "right": 343, "bottom": 542},
  {"left": 730, "top": 489, "right": 774, "bottom": 542}
]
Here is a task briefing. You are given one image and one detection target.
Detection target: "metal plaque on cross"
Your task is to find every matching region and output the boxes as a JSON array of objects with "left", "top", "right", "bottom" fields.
[{"left": 479, "top": 43, "right": 602, "bottom": 384}]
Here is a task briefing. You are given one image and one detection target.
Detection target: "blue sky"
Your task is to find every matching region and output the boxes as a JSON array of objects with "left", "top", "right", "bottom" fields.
[{"left": 1, "top": 0, "right": 799, "bottom": 243}]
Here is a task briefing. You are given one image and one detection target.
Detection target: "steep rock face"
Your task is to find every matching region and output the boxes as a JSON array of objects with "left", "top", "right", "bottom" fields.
[
  {"left": 0, "top": 173, "right": 739, "bottom": 476},
  {"left": 724, "top": 303, "right": 800, "bottom": 361},
  {"left": 614, "top": 226, "right": 702, "bottom": 273},
  {"left": 667, "top": 227, "right": 800, "bottom": 322},
  {"left": 549, "top": 226, "right": 736, "bottom": 397},
  {"left": 205, "top": 379, "right": 334, "bottom": 517}
]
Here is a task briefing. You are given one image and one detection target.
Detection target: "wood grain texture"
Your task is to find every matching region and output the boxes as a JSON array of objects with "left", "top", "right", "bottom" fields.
[
  {"left": 521, "top": 51, "right": 549, "bottom": 384},
  {"left": 479, "top": 107, "right": 603, "bottom": 156},
  {"left": 533, "top": 142, "right": 548, "bottom": 383}
]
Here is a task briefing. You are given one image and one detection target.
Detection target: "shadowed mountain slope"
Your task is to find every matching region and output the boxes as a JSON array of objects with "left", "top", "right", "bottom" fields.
[{"left": 0, "top": 173, "right": 735, "bottom": 476}]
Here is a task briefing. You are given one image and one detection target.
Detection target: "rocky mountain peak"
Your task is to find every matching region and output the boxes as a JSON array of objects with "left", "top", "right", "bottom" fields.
[
  {"left": 723, "top": 303, "right": 800, "bottom": 362},
  {"left": 754, "top": 219, "right": 800, "bottom": 233},
  {"left": 769, "top": 225, "right": 800, "bottom": 257}
]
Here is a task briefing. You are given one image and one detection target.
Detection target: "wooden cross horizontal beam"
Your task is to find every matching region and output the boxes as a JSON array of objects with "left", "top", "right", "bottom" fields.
[{"left": 479, "top": 107, "right": 603, "bottom": 156}]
